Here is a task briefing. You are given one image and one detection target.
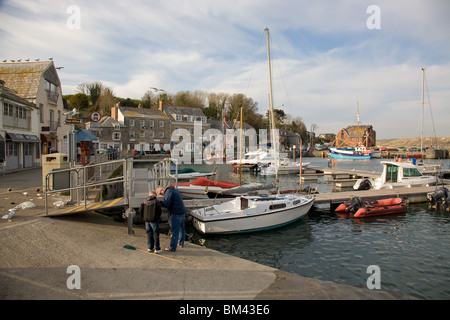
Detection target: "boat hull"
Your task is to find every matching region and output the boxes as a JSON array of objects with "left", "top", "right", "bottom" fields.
[
  {"left": 191, "top": 195, "right": 315, "bottom": 234},
  {"left": 336, "top": 197, "right": 407, "bottom": 218},
  {"left": 330, "top": 149, "right": 372, "bottom": 160}
]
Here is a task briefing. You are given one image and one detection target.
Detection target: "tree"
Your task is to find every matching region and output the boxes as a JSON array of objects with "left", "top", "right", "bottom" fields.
[
  {"left": 68, "top": 93, "right": 89, "bottom": 110},
  {"left": 173, "top": 90, "right": 206, "bottom": 109},
  {"left": 77, "top": 81, "right": 106, "bottom": 106},
  {"left": 203, "top": 92, "right": 229, "bottom": 120}
]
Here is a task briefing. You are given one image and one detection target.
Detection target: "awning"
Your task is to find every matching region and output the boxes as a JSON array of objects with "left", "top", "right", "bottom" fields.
[
  {"left": 6, "top": 132, "right": 29, "bottom": 143},
  {"left": 25, "top": 134, "right": 40, "bottom": 143},
  {"left": 41, "top": 133, "right": 52, "bottom": 142},
  {"left": 76, "top": 129, "right": 98, "bottom": 142}
]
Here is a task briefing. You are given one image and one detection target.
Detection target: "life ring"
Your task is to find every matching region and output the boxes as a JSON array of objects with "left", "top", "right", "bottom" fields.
[{"left": 332, "top": 159, "right": 338, "bottom": 166}]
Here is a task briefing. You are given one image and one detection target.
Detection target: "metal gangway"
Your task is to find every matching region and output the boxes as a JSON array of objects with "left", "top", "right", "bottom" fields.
[{"left": 43, "top": 157, "right": 179, "bottom": 216}]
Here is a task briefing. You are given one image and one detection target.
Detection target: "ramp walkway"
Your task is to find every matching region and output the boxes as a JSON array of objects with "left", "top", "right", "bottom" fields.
[{"left": 44, "top": 158, "right": 179, "bottom": 216}]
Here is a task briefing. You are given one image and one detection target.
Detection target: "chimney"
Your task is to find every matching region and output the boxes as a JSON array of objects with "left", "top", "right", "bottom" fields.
[
  {"left": 111, "top": 103, "right": 120, "bottom": 120},
  {"left": 158, "top": 100, "right": 163, "bottom": 111}
]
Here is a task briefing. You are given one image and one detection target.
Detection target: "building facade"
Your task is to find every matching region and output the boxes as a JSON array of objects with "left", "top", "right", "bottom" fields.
[
  {"left": 335, "top": 125, "right": 376, "bottom": 148},
  {"left": 105, "top": 104, "right": 171, "bottom": 153},
  {"left": 161, "top": 105, "right": 210, "bottom": 153},
  {"left": 0, "top": 61, "right": 71, "bottom": 156},
  {"left": 0, "top": 80, "right": 40, "bottom": 171}
]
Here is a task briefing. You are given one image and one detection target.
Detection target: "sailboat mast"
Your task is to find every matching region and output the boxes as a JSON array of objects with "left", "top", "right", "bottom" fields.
[
  {"left": 265, "top": 27, "right": 278, "bottom": 185},
  {"left": 421, "top": 68, "right": 425, "bottom": 161}
]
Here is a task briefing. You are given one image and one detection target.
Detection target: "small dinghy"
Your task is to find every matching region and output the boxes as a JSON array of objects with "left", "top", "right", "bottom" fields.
[{"left": 335, "top": 196, "right": 407, "bottom": 218}]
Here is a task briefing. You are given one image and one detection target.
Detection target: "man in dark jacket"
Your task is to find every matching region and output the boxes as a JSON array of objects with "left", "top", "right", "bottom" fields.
[
  {"left": 140, "top": 190, "right": 162, "bottom": 253},
  {"left": 157, "top": 185, "right": 186, "bottom": 252}
]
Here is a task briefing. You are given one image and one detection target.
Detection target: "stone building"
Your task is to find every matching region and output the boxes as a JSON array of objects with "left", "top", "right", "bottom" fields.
[
  {"left": 109, "top": 105, "right": 172, "bottom": 153},
  {"left": 161, "top": 105, "right": 210, "bottom": 153},
  {"left": 335, "top": 125, "right": 376, "bottom": 148}
]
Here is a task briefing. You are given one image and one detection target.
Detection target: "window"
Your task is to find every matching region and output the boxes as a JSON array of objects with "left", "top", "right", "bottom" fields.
[
  {"left": 149, "top": 120, "right": 154, "bottom": 127},
  {"left": 386, "top": 164, "right": 399, "bottom": 183},
  {"left": 159, "top": 132, "right": 164, "bottom": 138},
  {"left": 113, "top": 124, "right": 120, "bottom": 130},
  {"left": 149, "top": 131, "right": 154, "bottom": 138},
  {"left": 129, "top": 119, "right": 135, "bottom": 127},
  {"left": 129, "top": 131, "right": 136, "bottom": 138},
  {"left": 159, "top": 120, "right": 164, "bottom": 127},
  {"left": 39, "top": 104, "right": 44, "bottom": 123},
  {"left": 403, "top": 168, "right": 422, "bottom": 177},
  {"left": 176, "top": 114, "right": 182, "bottom": 121},
  {"left": 24, "top": 143, "right": 32, "bottom": 156},
  {"left": 139, "top": 131, "right": 145, "bottom": 138},
  {"left": 4, "top": 103, "right": 14, "bottom": 117},
  {"left": 269, "top": 203, "right": 287, "bottom": 210},
  {"left": 140, "top": 120, "right": 145, "bottom": 128},
  {"left": 112, "top": 132, "right": 121, "bottom": 140}
]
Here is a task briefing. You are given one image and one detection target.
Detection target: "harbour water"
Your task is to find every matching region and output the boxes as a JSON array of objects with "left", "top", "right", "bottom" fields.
[{"left": 184, "top": 157, "right": 450, "bottom": 299}]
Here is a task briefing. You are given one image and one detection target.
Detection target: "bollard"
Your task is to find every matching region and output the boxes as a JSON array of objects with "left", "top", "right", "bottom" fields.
[{"left": 124, "top": 208, "right": 135, "bottom": 236}]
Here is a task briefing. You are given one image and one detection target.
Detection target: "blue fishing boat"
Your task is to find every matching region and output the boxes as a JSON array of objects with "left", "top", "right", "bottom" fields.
[{"left": 329, "top": 146, "right": 372, "bottom": 160}]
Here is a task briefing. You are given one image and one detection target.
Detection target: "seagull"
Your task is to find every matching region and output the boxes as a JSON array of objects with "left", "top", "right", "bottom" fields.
[{"left": 63, "top": 108, "right": 78, "bottom": 117}]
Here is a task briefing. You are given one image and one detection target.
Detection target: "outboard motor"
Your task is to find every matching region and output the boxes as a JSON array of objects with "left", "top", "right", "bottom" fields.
[
  {"left": 356, "top": 179, "right": 372, "bottom": 190},
  {"left": 346, "top": 196, "right": 363, "bottom": 213},
  {"left": 427, "top": 187, "right": 449, "bottom": 209}
]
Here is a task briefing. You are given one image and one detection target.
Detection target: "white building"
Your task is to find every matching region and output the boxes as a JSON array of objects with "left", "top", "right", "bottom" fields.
[
  {"left": 0, "top": 80, "right": 40, "bottom": 171},
  {"left": 0, "top": 60, "right": 72, "bottom": 156}
]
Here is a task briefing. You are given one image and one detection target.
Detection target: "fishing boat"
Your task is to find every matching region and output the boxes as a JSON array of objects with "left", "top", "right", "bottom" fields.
[
  {"left": 329, "top": 146, "right": 372, "bottom": 160},
  {"left": 335, "top": 197, "right": 407, "bottom": 218},
  {"left": 353, "top": 160, "right": 439, "bottom": 190},
  {"left": 191, "top": 194, "right": 315, "bottom": 234},
  {"left": 190, "top": 28, "right": 315, "bottom": 234}
]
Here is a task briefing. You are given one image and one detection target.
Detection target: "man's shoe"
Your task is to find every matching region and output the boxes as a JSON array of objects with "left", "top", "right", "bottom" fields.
[{"left": 154, "top": 249, "right": 162, "bottom": 254}]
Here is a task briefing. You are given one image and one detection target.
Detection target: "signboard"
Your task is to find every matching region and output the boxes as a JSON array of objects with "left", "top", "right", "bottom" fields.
[
  {"left": 65, "top": 118, "right": 82, "bottom": 124},
  {"left": 90, "top": 111, "right": 102, "bottom": 122}
]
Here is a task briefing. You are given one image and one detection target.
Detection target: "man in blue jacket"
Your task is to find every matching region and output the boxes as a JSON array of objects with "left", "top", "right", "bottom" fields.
[{"left": 156, "top": 185, "right": 186, "bottom": 252}]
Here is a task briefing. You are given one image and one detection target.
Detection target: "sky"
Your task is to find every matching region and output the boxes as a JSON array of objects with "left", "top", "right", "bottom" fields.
[{"left": 1, "top": 0, "right": 449, "bottom": 139}]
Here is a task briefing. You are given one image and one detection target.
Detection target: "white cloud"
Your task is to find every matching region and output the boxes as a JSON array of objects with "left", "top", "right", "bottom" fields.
[{"left": 1, "top": 0, "right": 449, "bottom": 139}]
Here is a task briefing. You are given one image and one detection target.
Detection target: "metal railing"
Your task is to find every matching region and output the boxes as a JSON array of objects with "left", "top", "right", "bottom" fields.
[{"left": 43, "top": 157, "right": 178, "bottom": 216}]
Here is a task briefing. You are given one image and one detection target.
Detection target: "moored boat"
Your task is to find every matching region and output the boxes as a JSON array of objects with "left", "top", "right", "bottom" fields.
[
  {"left": 353, "top": 159, "right": 439, "bottom": 190},
  {"left": 335, "top": 196, "right": 407, "bottom": 218},
  {"left": 329, "top": 146, "right": 372, "bottom": 160},
  {"left": 190, "top": 194, "right": 315, "bottom": 234}
]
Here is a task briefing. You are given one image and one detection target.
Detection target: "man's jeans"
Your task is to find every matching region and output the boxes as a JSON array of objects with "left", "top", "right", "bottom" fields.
[
  {"left": 145, "top": 221, "right": 160, "bottom": 251},
  {"left": 169, "top": 214, "right": 185, "bottom": 251}
]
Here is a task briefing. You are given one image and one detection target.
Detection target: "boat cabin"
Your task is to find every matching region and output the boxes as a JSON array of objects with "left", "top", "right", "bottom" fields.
[{"left": 376, "top": 160, "right": 437, "bottom": 189}]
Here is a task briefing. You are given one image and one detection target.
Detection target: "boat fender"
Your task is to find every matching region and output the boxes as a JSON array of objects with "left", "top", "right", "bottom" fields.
[{"left": 332, "top": 159, "right": 338, "bottom": 166}]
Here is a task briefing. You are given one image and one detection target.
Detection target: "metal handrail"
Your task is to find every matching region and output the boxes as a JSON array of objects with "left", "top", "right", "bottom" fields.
[
  {"left": 44, "top": 157, "right": 179, "bottom": 216},
  {"left": 44, "top": 159, "right": 128, "bottom": 216}
]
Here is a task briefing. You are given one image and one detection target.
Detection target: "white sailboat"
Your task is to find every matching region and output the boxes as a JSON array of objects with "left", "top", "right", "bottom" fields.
[{"left": 190, "top": 28, "right": 315, "bottom": 234}]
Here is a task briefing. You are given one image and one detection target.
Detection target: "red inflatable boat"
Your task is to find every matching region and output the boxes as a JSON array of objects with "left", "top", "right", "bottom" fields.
[{"left": 335, "top": 197, "right": 407, "bottom": 218}]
